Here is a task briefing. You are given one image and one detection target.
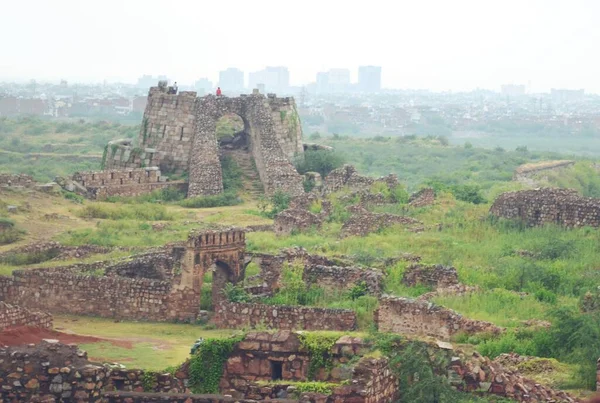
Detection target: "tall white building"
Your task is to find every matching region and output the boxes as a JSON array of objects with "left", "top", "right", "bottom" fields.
[
  {"left": 249, "top": 66, "right": 289, "bottom": 94},
  {"left": 218, "top": 68, "right": 245, "bottom": 93}
]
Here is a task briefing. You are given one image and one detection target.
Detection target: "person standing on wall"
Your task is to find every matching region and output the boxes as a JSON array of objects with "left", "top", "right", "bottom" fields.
[{"left": 216, "top": 87, "right": 222, "bottom": 96}]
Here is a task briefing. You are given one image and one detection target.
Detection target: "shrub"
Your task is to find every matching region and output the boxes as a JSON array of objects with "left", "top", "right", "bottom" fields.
[
  {"left": 257, "top": 190, "right": 291, "bottom": 218},
  {"left": 450, "top": 184, "right": 487, "bottom": 204},
  {"left": 222, "top": 283, "right": 251, "bottom": 303},
  {"left": 188, "top": 335, "right": 244, "bottom": 394},
  {"left": 294, "top": 149, "right": 345, "bottom": 178},
  {"left": 390, "top": 185, "right": 410, "bottom": 204},
  {"left": 180, "top": 192, "right": 241, "bottom": 208}
]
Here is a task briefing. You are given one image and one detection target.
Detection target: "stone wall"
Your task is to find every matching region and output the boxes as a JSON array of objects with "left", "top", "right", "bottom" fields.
[
  {"left": 402, "top": 264, "right": 459, "bottom": 289},
  {"left": 490, "top": 188, "right": 600, "bottom": 228},
  {"left": 303, "top": 264, "right": 383, "bottom": 294},
  {"left": 71, "top": 167, "right": 186, "bottom": 200},
  {"left": 0, "top": 174, "right": 34, "bottom": 187},
  {"left": 409, "top": 187, "right": 435, "bottom": 207},
  {"left": 513, "top": 160, "right": 575, "bottom": 185},
  {"left": 341, "top": 205, "right": 422, "bottom": 237},
  {"left": 0, "top": 241, "right": 113, "bottom": 263},
  {"left": 0, "top": 266, "right": 199, "bottom": 322},
  {"left": 375, "top": 296, "right": 503, "bottom": 340},
  {"left": 221, "top": 331, "right": 397, "bottom": 403},
  {"left": 213, "top": 302, "right": 357, "bottom": 331},
  {"left": 105, "top": 392, "right": 294, "bottom": 403},
  {"left": 0, "top": 302, "right": 52, "bottom": 331},
  {"left": 323, "top": 165, "right": 398, "bottom": 195},
  {"left": 274, "top": 208, "right": 322, "bottom": 236}
]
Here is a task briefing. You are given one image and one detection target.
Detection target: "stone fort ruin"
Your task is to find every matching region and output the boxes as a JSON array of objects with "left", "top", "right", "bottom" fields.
[{"left": 102, "top": 82, "right": 305, "bottom": 197}]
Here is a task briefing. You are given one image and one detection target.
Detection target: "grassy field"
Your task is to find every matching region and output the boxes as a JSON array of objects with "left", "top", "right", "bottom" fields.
[{"left": 54, "top": 315, "right": 236, "bottom": 370}]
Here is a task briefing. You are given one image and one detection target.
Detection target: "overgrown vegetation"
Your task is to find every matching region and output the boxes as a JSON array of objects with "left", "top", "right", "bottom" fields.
[
  {"left": 294, "top": 149, "right": 345, "bottom": 178},
  {"left": 78, "top": 203, "right": 175, "bottom": 221},
  {"left": 298, "top": 332, "right": 340, "bottom": 379},
  {"left": 188, "top": 335, "right": 244, "bottom": 394}
]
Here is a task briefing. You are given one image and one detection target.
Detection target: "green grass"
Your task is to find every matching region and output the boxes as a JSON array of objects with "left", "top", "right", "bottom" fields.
[
  {"left": 78, "top": 203, "right": 177, "bottom": 221},
  {"left": 54, "top": 315, "right": 235, "bottom": 370}
]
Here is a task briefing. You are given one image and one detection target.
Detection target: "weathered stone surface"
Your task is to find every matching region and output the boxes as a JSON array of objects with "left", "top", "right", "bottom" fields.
[
  {"left": 105, "top": 84, "right": 305, "bottom": 198},
  {"left": 490, "top": 188, "right": 600, "bottom": 228},
  {"left": 274, "top": 208, "right": 322, "bottom": 236},
  {"left": 374, "top": 296, "right": 504, "bottom": 340},
  {"left": 0, "top": 174, "right": 35, "bottom": 188},
  {"left": 323, "top": 165, "right": 398, "bottom": 195},
  {"left": 409, "top": 187, "right": 435, "bottom": 207},
  {"left": 0, "top": 302, "right": 52, "bottom": 331},
  {"left": 402, "top": 263, "right": 459, "bottom": 289},
  {"left": 341, "top": 205, "right": 422, "bottom": 237}
]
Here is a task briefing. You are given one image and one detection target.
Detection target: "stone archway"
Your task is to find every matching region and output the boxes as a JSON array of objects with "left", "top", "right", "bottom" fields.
[{"left": 187, "top": 94, "right": 305, "bottom": 198}]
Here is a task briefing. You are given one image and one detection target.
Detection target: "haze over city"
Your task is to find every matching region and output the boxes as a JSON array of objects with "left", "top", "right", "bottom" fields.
[{"left": 2, "top": 0, "right": 599, "bottom": 93}]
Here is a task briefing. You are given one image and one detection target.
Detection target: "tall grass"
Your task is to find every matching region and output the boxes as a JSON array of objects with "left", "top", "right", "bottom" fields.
[{"left": 78, "top": 203, "right": 175, "bottom": 221}]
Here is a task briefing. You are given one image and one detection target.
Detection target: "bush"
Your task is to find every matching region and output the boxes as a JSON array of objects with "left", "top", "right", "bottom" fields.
[
  {"left": 220, "top": 155, "right": 243, "bottom": 192},
  {"left": 180, "top": 192, "right": 241, "bottom": 208},
  {"left": 450, "top": 184, "right": 487, "bottom": 204},
  {"left": 222, "top": 283, "right": 251, "bottom": 303},
  {"left": 294, "top": 149, "right": 345, "bottom": 178},
  {"left": 257, "top": 190, "right": 291, "bottom": 218}
]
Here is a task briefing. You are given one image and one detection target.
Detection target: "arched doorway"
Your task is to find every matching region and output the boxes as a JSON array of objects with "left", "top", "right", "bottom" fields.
[{"left": 212, "top": 260, "right": 236, "bottom": 306}]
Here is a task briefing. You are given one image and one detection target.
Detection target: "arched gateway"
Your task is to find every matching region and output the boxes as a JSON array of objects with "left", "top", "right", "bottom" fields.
[{"left": 103, "top": 84, "right": 305, "bottom": 197}]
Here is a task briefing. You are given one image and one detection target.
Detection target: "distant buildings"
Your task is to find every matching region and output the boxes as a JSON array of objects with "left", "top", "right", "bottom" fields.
[
  {"left": 358, "top": 66, "right": 382, "bottom": 92},
  {"left": 194, "top": 78, "right": 213, "bottom": 95},
  {"left": 501, "top": 84, "right": 526, "bottom": 96},
  {"left": 551, "top": 88, "right": 585, "bottom": 103},
  {"left": 136, "top": 75, "right": 168, "bottom": 89},
  {"left": 218, "top": 68, "right": 245, "bottom": 94},
  {"left": 249, "top": 66, "right": 290, "bottom": 94},
  {"left": 315, "top": 69, "right": 351, "bottom": 93}
]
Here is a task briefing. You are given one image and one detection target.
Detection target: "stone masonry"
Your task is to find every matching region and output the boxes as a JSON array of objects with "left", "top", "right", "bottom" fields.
[
  {"left": 323, "top": 164, "right": 398, "bottom": 195},
  {"left": 0, "top": 302, "right": 52, "bottom": 331},
  {"left": 375, "top": 296, "right": 503, "bottom": 340},
  {"left": 341, "top": 205, "right": 422, "bottom": 237},
  {"left": 490, "top": 188, "right": 600, "bottom": 227},
  {"left": 71, "top": 167, "right": 186, "bottom": 200},
  {"left": 274, "top": 208, "right": 322, "bottom": 236},
  {"left": 0, "top": 174, "right": 34, "bottom": 187},
  {"left": 402, "top": 263, "right": 459, "bottom": 290},
  {"left": 409, "top": 187, "right": 435, "bottom": 207},
  {"left": 105, "top": 84, "right": 305, "bottom": 197}
]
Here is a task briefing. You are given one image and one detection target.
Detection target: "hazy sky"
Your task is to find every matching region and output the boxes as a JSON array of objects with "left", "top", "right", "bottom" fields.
[{"left": 2, "top": 0, "right": 598, "bottom": 93}]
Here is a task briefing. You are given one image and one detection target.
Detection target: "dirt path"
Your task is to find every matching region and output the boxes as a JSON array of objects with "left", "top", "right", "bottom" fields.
[{"left": 0, "top": 326, "right": 133, "bottom": 348}]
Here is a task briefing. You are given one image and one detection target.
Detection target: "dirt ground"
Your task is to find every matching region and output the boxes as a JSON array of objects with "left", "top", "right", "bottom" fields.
[{"left": 0, "top": 326, "right": 132, "bottom": 348}]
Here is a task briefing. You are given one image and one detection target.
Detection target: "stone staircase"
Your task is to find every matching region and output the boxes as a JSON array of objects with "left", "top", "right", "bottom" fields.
[{"left": 224, "top": 149, "right": 264, "bottom": 199}]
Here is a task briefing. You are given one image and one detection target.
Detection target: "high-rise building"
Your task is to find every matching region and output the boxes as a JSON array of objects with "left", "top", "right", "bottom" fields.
[
  {"left": 315, "top": 69, "right": 351, "bottom": 93},
  {"left": 551, "top": 88, "right": 584, "bottom": 103},
  {"left": 218, "top": 68, "right": 245, "bottom": 93},
  {"left": 358, "top": 66, "right": 382, "bottom": 92},
  {"left": 249, "top": 66, "right": 289, "bottom": 94},
  {"left": 194, "top": 78, "right": 213, "bottom": 95}
]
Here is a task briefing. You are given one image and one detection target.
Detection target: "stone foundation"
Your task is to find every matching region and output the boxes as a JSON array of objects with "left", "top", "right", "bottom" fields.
[
  {"left": 303, "top": 264, "right": 383, "bottom": 295},
  {"left": 341, "top": 205, "right": 422, "bottom": 237},
  {"left": 274, "top": 208, "right": 322, "bottom": 236},
  {"left": 323, "top": 165, "right": 398, "bottom": 195},
  {"left": 409, "top": 187, "right": 435, "bottom": 207},
  {"left": 490, "top": 188, "right": 600, "bottom": 227},
  {"left": 0, "top": 174, "right": 34, "bottom": 187},
  {"left": 375, "top": 296, "right": 503, "bottom": 340},
  {"left": 213, "top": 302, "right": 356, "bottom": 331}
]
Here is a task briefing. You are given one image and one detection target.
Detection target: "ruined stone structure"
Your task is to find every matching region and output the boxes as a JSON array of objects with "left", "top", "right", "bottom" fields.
[
  {"left": 0, "top": 229, "right": 247, "bottom": 322},
  {"left": 402, "top": 263, "right": 459, "bottom": 290},
  {"left": 221, "top": 331, "right": 398, "bottom": 402},
  {"left": 323, "top": 165, "right": 398, "bottom": 195},
  {"left": 303, "top": 264, "right": 383, "bottom": 295},
  {"left": 213, "top": 302, "right": 356, "bottom": 331},
  {"left": 409, "top": 187, "right": 435, "bottom": 207},
  {"left": 375, "top": 296, "right": 503, "bottom": 340},
  {"left": 175, "top": 228, "right": 246, "bottom": 306},
  {"left": 105, "top": 84, "right": 305, "bottom": 197},
  {"left": 490, "top": 188, "right": 600, "bottom": 228},
  {"left": 0, "top": 302, "right": 52, "bottom": 331},
  {"left": 274, "top": 208, "right": 322, "bottom": 236},
  {"left": 70, "top": 167, "right": 186, "bottom": 200},
  {"left": 341, "top": 205, "right": 422, "bottom": 237},
  {"left": 0, "top": 174, "right": 34, "bottom": 187},
  {"left": 513, "top": 160, "right": 575, "bottom": 185},
  {"left": 0, "top": 241, "right": 112, "bottom": 263}
]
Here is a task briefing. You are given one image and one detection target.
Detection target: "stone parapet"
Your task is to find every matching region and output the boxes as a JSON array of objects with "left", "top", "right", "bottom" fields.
[{"left": 0, "top": 302, "right": 52, "bottom": 331}]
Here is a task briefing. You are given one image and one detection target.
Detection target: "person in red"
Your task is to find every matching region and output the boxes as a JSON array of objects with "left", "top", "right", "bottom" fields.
[{"left": 216, "top": 87, "right": 222, "bottom": 96}]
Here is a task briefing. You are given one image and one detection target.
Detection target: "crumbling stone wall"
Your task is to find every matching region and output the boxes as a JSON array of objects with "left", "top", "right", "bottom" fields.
[
  {"left": 402, "top": 264, "right": 459, "bottom": 289},
  {"left": 490, "top": 188, "right": 600, "bottom": 227},
  {"left": 0, "top": 302, "right": 52, "bottom": 331},
  {"left": 375, "top": 296, "right": 503, "bottom": 340},
  {"left": 409, "top": 187, "right": 435, "bottom": 207},
  {"left": 71, "top": 167, "right": 186, "bottom": 200},
  {"left": 323, "top": 165, "right": 398, "bottom": 195},
  {"left": 213, "top": 302, "right": 356, "bottom": 331},
  {"left": 303, "top": 264, "right": 383, "bottom": 295},
  {"left": 513, "top": 160, "right": 575, "bottom": 185},
  {"left": 188, "top": 94, "right": 304, "bottom": 197},
  {"left": 0, "top": 174, "right": 34, "bottom": 187},
  {"left": 0, "top": 241, "right": 112, "bottom": 263},
  {"left": 274, "top": 208, "right": 322, "bottom": 236},
  {"left": 341, "top": 205, "right": 422, "bottom": 237},
  {"left": 221, "top": 331, "right": 397, "bottom": 403}
]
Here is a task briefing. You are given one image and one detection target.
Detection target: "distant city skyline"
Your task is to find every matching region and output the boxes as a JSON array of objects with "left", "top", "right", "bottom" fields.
[{"left": 1, "top": 0, "right": 598, "bottom": 94}]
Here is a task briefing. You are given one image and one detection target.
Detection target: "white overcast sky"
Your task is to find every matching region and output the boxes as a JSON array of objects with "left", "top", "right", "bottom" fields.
[{"left": 1, "top": 0, "right": 598, "bottom": 93}]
